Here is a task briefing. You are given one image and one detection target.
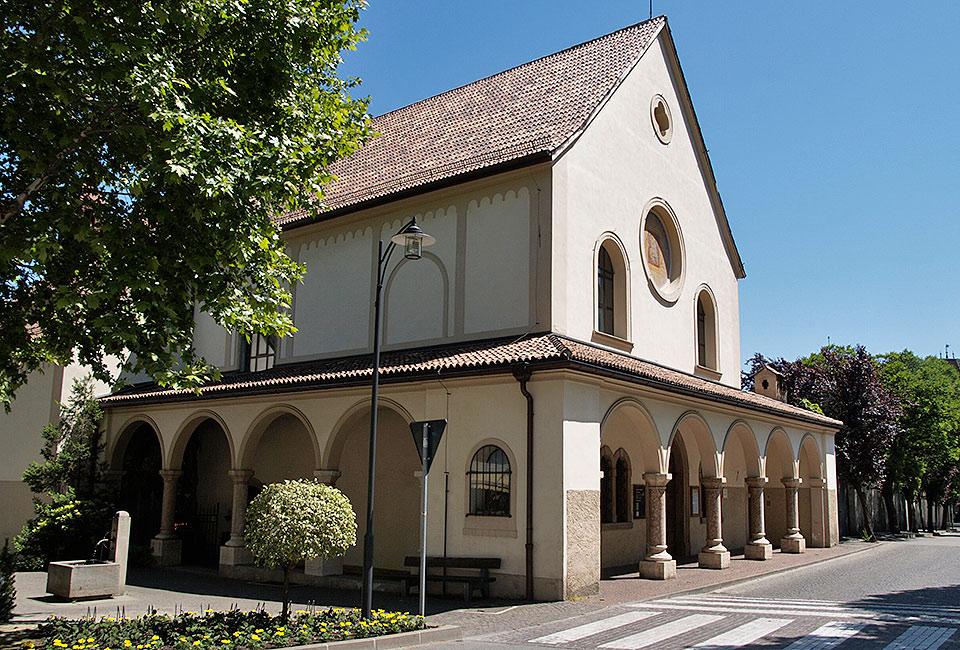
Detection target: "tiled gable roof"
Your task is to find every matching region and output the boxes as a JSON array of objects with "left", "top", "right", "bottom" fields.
[
  {"left": 277, "top": 17, "right": 665, "bottom": 226},
  {"left": 101, "top": 333, "right": 841, "bottom": 429}
]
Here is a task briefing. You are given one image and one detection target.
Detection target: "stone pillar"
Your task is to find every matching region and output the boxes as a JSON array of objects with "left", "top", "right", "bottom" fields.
[
  {"left": 640, "top": 473, "right": 676, "bottom": 580},
  {"left": 220, "top": 469, "right": 254, "bottom": 567},
  {"left": 744, "top": 476, "right": 773, "bottom": 560},
  {"left": 808, "top": 478, "right": 827, "bottom": 548},
  {"left": 305, "top": 468, "right": 345, "bottom": 577},
  {"left": 698, "top": 477, "right": 730, "bottom": 569},
  {"left": 780, "top": 477, "right": 806, "bottom": 553},
  {"left": 110, "top": 511, "right": 131, "bottom": 594},
  {"left": 151, "top": 469, "right": 182, "bottom": 566}
]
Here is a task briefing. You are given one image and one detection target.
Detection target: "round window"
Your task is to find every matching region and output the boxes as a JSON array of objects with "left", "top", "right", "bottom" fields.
[
  {"left": 641, "top": 201, "right": 685, "bottom": 302},
  {"left": 650, "top": 94, "right": 673, "bottom": 144}
]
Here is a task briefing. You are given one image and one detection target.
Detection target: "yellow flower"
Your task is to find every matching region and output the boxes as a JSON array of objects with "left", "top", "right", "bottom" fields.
[
  {"left": 254, "top": 629, "right": 263, "bottom": 634},
  {"left": 88, "top": 639, "right": 96, "bottom": 643},
  {"left": 232, "top": 631, "right": 240, "bottom": 637},
  {"left": 275, "top": 631, "right": 284, "bottom": 636},
  {"left": 192, "top": 643, "right": 201, "bottom": 647},
  {"left": 250, "top": 635, "right": 260, "bottom": 641},
  {"left": 151, "top": 637, "right": 158, "bottom": 642},
  {"left": 220, "top": 640, "right": 230, "bottom": 645}
]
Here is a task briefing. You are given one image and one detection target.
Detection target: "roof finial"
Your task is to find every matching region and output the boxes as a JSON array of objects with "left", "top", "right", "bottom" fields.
[{"left": 649, "top": 0, "right": 653, "bottom": 19}]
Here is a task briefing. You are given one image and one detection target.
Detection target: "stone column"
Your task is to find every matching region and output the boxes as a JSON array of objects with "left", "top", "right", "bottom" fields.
[
  {"left": 305, "top": 469, "right": 345, "bottom": 577},
  {"left": 808, "top": 478, "right": 827, "bottom": 548},
  {"left": 780, "top": 477, "right": 806, "bottom": 553},
  {"left": 220, "top": 470, "right": 254, "bottom": 568},
  {"left": 698, "top": 477, "right": 730, "bottom": 569},
  {"left": 151, "top": 469, "right": 182, "bottom": 566},
  {"left": 639, "top": 473, "right": 676, "bottom": 580},
  {"left": 744, "top": 476, "right": 773, "bottom": 559}
]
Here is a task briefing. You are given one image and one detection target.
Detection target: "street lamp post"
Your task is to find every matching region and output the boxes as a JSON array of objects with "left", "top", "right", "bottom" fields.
[{"left": 361, "top": 217, "right": 435, "bottom": 619}]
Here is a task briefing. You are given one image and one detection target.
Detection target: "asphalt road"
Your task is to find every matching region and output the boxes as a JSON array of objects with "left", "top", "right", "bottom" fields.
[{"left": 431, "top": 533, "right": 960, "bottom": 649}]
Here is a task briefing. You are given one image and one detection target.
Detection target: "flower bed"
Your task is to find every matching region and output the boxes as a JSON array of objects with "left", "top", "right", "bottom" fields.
[{"left": 29, "top": 608, "right": 426, "bottom": 649}]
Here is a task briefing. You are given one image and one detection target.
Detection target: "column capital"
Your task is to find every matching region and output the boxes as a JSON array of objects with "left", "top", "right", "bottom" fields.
[
  {"left": 782, "top": 477, "right": 802, "bottom": 488},
  {"left": 745, "top": 476, "right": 768, "bottom": 488},
  {"left": 229, "top": 469, "right": 254, "bottom": 483},
  {"left": 701, "top": 476, "right": 726, "bottom": 489},
  {"left": 314, "top": 469, "right": 342, "bottom": 486},
  {"left": 643, "top": 472, "right": 672, "bottom": 487},
  {"left": 807, "top": 478, "right": 827, "bottom": 488},
  {"left": 159, "top": 469, "right": 183, "bottom": 482}
]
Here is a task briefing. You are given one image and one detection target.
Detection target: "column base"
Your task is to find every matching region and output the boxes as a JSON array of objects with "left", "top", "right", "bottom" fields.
[
  {"left": 744, "top": 542, "right": 773, "bottom": 560},
  {"left": 640, "top": 559, "right": 677, "bottom": 580},
  {"left": 698, "top": 550, "right": 730, "bottom": 569},
  {"left": 304, "top": 556, "right": 343, "bottom": 577},
  {"left": 150, "top": 537, "right": 182, "bottom": 566},
  {"left": 219, "top": 545, "right": 253, "bottom": 567},
  {"left": 780, "top": 536, "right": 806, "bottom": 553}
]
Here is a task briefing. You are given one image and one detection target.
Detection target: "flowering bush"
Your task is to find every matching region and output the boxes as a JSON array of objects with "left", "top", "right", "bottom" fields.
[
  {"left": 244, "top": 480, "right": 357, "bottom": 619},
  {"left": 34, "top": 608, "right": 425, "bottom": 649}
]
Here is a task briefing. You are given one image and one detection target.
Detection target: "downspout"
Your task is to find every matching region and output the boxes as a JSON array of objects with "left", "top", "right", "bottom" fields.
[{"left": 514, "top": 364, "right": 534, "bottom": 601}]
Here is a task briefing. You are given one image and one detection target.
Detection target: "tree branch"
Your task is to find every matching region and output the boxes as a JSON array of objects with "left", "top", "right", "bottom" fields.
[{"left": 0, "top": 103, "right": 120, "bottom": 227}]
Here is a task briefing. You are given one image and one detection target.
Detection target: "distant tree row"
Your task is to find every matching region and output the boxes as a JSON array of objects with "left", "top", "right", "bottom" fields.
[{"left": 744, "top": 347, "right": 960, "bottom": 539}]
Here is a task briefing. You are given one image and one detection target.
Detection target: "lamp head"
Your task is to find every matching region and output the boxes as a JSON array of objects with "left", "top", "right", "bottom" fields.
[{"left": 391, "top": 218, "right": 436, "bottom": 260}]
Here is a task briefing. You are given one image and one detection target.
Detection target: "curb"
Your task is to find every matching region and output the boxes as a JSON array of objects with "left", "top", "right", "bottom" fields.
[
  {"left": 260, "top": 625, "right": 462, "bottom": 650},
  {"left": 630, "top": 542, "right": 882, "bottom": 603}
]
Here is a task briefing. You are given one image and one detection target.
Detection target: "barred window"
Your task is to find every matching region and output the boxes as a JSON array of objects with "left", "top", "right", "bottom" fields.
[
  {"left": 616, "top": 455, "right": 631, "bottom": 522},
  {"left": 600, "top": 453, "right": 614, "bottom": 524},
  {"left": 468, "top": 445, "right": 511, "bottom": 517}
]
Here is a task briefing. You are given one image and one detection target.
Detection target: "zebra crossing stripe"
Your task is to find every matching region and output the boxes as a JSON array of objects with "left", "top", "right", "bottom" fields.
[
  {"left": 629, "top": 600, "right": 960, "bottom": 624},
  {"left": 529, "top": 611, "right": 659, "bottom": 645},
  {"left": 691, "top": 617, "right": 792, "bottom": 649},
  {"left": 782, "top": 622, "right": 865, "bottom": 649},
  {"left": 674, "top": 595, "right": 960, "bottom": 620},
  {"left": 882, "top": 625, "right": 956, "bottom": 650},
  {"left": 597, "top": 614, "right": 725, "bottom": 650}
]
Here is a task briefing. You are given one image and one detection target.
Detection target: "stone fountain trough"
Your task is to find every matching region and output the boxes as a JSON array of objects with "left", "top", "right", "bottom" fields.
[
  {"left": 46, "top": 559, "right": 122, "bottom": 599},
  {"left": 45, "top": 511, "right": 131, "bottom": 599}
]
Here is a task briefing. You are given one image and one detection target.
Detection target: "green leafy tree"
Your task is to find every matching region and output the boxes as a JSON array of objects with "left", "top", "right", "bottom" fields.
[
  {"left": 14, "top": 377, "right": 116, "bottom": 569},
  {"left": 0, "top": 0, "right": 372, "bottom": 408},
  {"left": 0, "top": 540, "right": 15, "bottom": 624},
  {"left": 879, "top": 352, "right": 960, "bottom": 532},
  {"left": 245, "top": 479, "right": 357, "bottom": 619}
]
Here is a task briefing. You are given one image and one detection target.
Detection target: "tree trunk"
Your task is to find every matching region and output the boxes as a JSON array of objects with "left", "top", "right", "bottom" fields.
[
  {"left": 853, "top": 483, "right": 874, "bottom": 540},
  {"left": 917, "top": 497, "right": 926, "bottom": 531},
  {"left": 881, "top": 479, "right": 900, "bottom": 534},
  {"left": 282, "top": 565, "right": 290, "bottom": 621},
  {"left": 926, "top": 493, "right": 934, "bottom": 533}
]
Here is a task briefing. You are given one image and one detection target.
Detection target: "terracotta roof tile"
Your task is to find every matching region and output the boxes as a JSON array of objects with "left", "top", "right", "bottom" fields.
[
  {"left": 101, "top": 333, "right": 840, "bottom": 428},
  {"left": 277, "top": 17, "right": 665, "bottom": 226}
]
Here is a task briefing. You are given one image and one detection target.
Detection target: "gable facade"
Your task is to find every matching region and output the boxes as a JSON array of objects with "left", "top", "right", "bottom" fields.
[{"left": 101, "top": 17, "right": 840, "bottom": 601}]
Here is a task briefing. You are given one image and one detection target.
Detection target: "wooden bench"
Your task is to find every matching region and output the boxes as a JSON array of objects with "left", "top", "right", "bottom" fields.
[{"left": 403, "top": 556, "right": 501, "bottom": 602}]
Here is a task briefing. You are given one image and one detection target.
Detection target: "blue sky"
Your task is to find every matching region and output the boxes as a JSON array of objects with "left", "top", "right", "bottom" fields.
[{"left": 339, "top": 1, "right": 960, "bottom": 367}]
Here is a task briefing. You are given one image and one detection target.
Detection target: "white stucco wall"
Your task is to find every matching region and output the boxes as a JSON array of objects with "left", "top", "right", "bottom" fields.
[{"left": 551, "top": 32, "right": 742, "bottom": 386}]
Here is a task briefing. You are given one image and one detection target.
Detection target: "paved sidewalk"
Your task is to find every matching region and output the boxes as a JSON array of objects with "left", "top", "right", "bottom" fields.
[{"left": 7, "top": 539, "right": 876, "bottom": 643}]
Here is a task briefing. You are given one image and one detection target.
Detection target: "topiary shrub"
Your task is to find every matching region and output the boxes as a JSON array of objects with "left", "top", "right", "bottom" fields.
[
  {"left": 0, "top": 540, "right": 16, "bottom": 624},
  {"left": 245, "top": 479, "right": 357, "bottom": 619}
]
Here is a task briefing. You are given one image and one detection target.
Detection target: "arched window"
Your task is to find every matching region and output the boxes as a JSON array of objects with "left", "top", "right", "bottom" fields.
[
  {"left": 695, "top": 289, "right": 718, "bottom": 372},
  {"left": 615, "top": 452, "right": 631, "bottom": 523},
  {"left": 600, "top": 452, "right": 614, "bottom": 524},
  {"left": 468, "top": 445, "right": 511, "bottom": 517},
  {"left": 641, "top": 202, "right": 685, "bottom": 303},
  {"left": 595, "top": 238, "right": 629, "bottom": 341},
  {"left": 598, "top": 247, "right": 615, "bottom": 335}
]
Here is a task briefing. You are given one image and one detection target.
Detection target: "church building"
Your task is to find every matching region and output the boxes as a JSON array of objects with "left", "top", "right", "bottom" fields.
[{"left": 100, "top": 16, "right": 841, "bottom": 600}]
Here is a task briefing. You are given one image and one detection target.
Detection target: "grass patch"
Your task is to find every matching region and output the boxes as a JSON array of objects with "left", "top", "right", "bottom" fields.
[{"left": 22, "top": 607, "right": 426, "bottom": 649}]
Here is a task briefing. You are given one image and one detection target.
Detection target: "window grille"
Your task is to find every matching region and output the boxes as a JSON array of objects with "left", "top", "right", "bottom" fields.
[
  {"left": 246, "top": 332, "right": 277, "bottom": 372},
  {"left": 598, "top": 247, "right": 615, "bottom": 335},
  {"left": 697, "top": 297, "right": 707, "bottom": 367},
  {"left": 616, "top": 455, "right": 631, "bottom": 522},
  {"left": 468, "top": 445, "right": 511, "bottom": 516},
  {"left": 600, "top": 454, "right": 613, "bottom": 524}
]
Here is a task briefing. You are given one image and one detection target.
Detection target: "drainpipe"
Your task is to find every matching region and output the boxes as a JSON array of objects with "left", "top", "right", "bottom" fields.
[{"left": 514, "top": 364, "right": 534, "bottom": 601}]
